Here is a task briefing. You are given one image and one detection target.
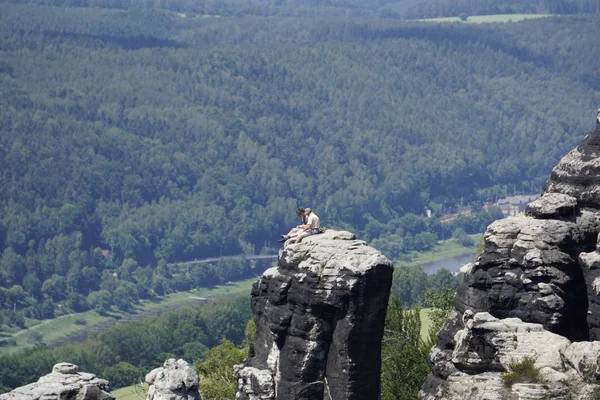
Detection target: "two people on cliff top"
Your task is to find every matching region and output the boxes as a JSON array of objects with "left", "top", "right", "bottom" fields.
[{"left": 280, "top": 207, "right": 320, "bottom": 243}]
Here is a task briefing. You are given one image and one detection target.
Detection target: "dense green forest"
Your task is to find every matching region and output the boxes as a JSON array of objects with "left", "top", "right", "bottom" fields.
[
  {"left": 0, "top": 0, "right": 426, "bottom": 17},
  {"left": 1, "top": 2, "right": 599, "bottom": 326}
]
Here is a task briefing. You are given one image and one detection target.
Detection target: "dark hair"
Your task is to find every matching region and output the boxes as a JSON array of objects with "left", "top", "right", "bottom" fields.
[{"left": 295, "top": 208, "right": 305, "bottom": 217}]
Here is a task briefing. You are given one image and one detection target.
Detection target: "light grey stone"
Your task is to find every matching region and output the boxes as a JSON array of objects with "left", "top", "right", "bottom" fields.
[
  {"left": 525, "top": 193, "right": 578, "bottom": 218},
  {"left": 421, "top": 313, "right": 599, "bottom": 399},
  {"left": 0, "top": 363, "right": 114, "bottom": 400},
  {"left": 145, "top": 359, "right": 200, "bottom": 400}
]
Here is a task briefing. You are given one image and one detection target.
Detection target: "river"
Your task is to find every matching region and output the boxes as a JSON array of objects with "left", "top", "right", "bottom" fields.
[
  {"left": 176, "top": 252, "right": 473, "bottom": 275},
  {"left": 420, "top": 254, "right": 473, "bottom": 275}
]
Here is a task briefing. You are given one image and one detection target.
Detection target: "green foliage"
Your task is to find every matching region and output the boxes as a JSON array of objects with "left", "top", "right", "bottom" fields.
[
  {"left": 102, "top": 362, "right": 144, "bottom": 388},
  {"left": 381, "top": 296, "right": 431, "bottom": 400},
  {"left": 421, "top": 289, "right": 455, "bottom": 345},
  {"left": 452, "top": 227, "right": 474, "bottom": 247},
  {"left": 502, "top": 355, "right": 545, "bottom": 387},
  {"left": 474, "top": 235, "right": 486, "bottom": 258},
  {"left": 392, "top": 265, "right": 458, "bottom": 308},
  {"left": 0, "top": 297, "right": 251, "bottom": 392},
  {"left": 392, "top": 265, "right": 429, "bottom": 307},
  {"left": 26, "top": 331, "right": 44, "bottom": 346},
  {"left": 194, "top": 320, "right": 255, "bottom": 400},
  {"left": 195, "top": 339, "right": 246, "bottom": 400},
  {"left": 86, "top": 290, "right": 112, "bottom": 314}
]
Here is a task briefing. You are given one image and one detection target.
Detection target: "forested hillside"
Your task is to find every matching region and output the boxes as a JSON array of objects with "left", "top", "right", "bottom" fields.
[
  {"left": 0, "top": 0, "right": 423, "bottom": 17},
  {"left": 0, "top": 2, "right": 599, "bottom": 325}
]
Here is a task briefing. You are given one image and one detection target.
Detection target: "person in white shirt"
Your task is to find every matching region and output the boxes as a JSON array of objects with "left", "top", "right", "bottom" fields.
[{"left": 289, "top": 208, "right": 320, "bottom": 243}]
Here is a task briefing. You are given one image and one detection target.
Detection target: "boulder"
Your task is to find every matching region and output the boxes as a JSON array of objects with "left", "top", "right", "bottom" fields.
[
  {"left": 0, "top": 363, "right": 114, "bottom": 400},
  {"left": 145, "top": 359, "right": 200, "bottom": 400},
  {"left": 234, "top": 230, "right": 393, "bottom": 400},
  {"left": 525, "top": 192, "right": 578, "bottom": 219},
  {"left": 544, "top": 124, "right": 600, "bottom": 208}
]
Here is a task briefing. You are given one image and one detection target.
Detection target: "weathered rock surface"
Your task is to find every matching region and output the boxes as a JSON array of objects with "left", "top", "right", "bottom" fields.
[
  {"left": 421, "top": 312, "right": 600, "bottom": 399},
  {"left": 0, "top": 363, "right": 114, "bottom": 400},
  {"left": 544, "top": 123, "right": 600, "bottom": 208},
  {"left": 421, "top": 123, "right": 600, "bottom": 399},
  {"left": 145, "top": 359, "right": 200, "bottom": 400},
  {"left": 234, "top": 229, "right": 393, "bottom": 400}
]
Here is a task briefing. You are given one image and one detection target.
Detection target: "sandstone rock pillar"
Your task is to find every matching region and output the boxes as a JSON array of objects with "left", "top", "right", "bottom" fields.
[{"left": 235, "top": 230, "right": 393, "bottom": 400}]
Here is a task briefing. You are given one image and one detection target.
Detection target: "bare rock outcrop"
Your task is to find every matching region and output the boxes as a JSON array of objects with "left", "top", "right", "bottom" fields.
[
  {"left": 145, "top": 359, "right": 200, "bottom": 400},
  {"left": 234, "top": 230, "right": 393, "bottom": 400},
  {"left": 422, "top": 312, "right": 600, "bottom": 399},
  {"left": 0, "top": 363, "right": 114, "bottom": 400},
  {"left": 421, "top": 123, "right": 600, "bottom": 399}
]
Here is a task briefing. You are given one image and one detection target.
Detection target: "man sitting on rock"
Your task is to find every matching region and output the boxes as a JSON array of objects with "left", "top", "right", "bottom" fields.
[
  {"left": 288, "top": 208, "right": 320, "bottom": 243},
  {"left": 279, "top": 208, "right": 307, "bottom": 242}
]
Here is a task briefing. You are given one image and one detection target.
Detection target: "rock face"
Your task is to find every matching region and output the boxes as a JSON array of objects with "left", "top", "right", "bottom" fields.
[
  {"left": 145, "top": 359, "right": 200, "bottom": 400},
  {"left": 420, "top": 123, "right": 600, "bottom": 399},
  {"left": 234, "top": 230, "right": 393, "bottom": 400},
  {"left": 423, "top": 312, "right": 600, "bottom": 399},
  {"left": 0, "top": 363, "right": 114, "bottom": 400}
]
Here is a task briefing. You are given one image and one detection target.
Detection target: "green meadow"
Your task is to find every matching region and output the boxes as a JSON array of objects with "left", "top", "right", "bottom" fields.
[
  {"left": 0, "top": 278, "right": 258, "bottom": 356},
  {"left": 420, "top": 14, "right": 554, "bottom": 23},
  {"left": 113, "top": 384, "right": 148, "bottom": 400},
  {"left": 398, "top": 234, "right": 481, "bottom": 268}
]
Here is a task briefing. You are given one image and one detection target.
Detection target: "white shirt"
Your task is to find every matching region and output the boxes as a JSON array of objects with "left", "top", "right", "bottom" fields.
[{"left": 306, "top": 212, "right": 320, "bottom": 229}]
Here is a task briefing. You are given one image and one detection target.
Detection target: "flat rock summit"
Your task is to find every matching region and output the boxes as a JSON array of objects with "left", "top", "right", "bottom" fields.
[
  {"left": 420, "top": 123, "right": 600, "bottom": 399},
  {"left": 235, "top": 229, "right": 393, "bottom": 400}
]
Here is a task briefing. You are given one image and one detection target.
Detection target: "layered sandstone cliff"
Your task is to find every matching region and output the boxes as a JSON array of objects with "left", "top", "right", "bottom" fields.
[
  {"left": 234, "top": 230, "right": 393, "bottom": 400},
  {"left": 420, "top": 123, "right": 600, "bottom": 399}
]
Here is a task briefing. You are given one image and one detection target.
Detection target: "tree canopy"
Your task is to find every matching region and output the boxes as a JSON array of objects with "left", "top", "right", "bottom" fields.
[{"left": 0, "top": 3, "right": 599, "bottom": 323}]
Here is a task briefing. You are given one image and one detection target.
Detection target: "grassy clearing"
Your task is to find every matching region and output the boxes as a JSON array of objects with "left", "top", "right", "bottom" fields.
[
  {"left": 419, "top": 308, "right": 433, "bottom": 341},
  {"left": 398, "top": 234, "right": 481, "bottom": 268},
  {"left": 113, "top": 384, "right": 148, "bottom": 400},
  {"left": 0, "top": 277, "right": 259, "bottom": 356},
  {"left": 419, "top": 14, "right": 554, "bottom": 23}
]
